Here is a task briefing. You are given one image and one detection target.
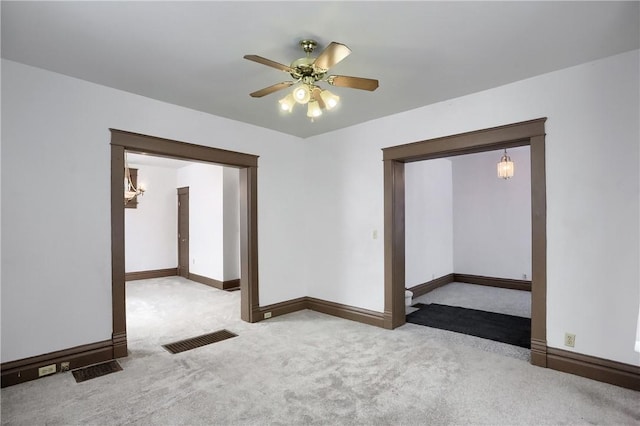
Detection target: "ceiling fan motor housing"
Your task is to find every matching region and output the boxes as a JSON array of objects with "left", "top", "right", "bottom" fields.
[
  {"left": 289, "top": 40, "right": 329, "bottom": 81},
  {"left": 299, "top": 39, "right": 317, "bottom": 54}
]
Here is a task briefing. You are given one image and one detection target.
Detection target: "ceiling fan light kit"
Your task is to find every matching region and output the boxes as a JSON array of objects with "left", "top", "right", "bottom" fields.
[
  {"left": 245, "top": 39, "right": 379, "bottom": 121},
  {"left": 279, "top": 94, "right": 296, "bottom": 112},
  {"left": 293, "top": 84, "right": 311, "bottom": 104},
  {"left": 320, "top": 90, "right": 340, "bottom": 109}
]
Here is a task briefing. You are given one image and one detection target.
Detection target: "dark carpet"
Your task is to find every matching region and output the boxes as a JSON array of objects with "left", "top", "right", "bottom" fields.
[{"left": 407, "top": 303, "right": 531, "bottom": 348}]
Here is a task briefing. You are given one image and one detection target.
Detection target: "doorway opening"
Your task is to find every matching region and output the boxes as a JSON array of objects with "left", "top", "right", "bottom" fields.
[
  {"left": 404, "top": 146, "right": 532, "bottom": 351},
  {"left": 110, "top": 129, "right": 260, "bottom": 358},
  {"left": 382, "top": 118, "right": 548, "bottom": 367}
]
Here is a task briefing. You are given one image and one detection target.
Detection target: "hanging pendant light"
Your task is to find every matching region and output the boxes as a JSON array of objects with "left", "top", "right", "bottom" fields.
[{"left": 497, "top": 149, "right": 514, "bottom": 179}]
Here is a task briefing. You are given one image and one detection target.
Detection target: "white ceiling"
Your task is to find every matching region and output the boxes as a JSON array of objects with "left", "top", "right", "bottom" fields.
[{"left": 2, "top": 1, "right": 638, "bottom": 139}]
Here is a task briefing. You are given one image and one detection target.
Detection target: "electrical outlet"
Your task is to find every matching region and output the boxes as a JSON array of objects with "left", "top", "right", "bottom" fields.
[
  {"left": 564, "top": 333, "right": 576, "bottom": 348},
  {"left": 38, "top": 364, "right": 56, "bottom": 377},
  {"left": 60, "top": 362, "right": 70, "bottom": 372},
  {"left": 372, "top": 230, "right": 378, "bottom": 240},
  {"left": 264, "top": 312, "right": 272, "bottom": 319},
  {"left": 523, "top": 273, "right": 527, "bottom": 280}
]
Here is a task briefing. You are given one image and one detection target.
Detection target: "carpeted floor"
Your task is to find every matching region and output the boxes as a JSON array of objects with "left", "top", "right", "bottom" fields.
[
  {"left": 411, "top": 282, "right": 532, "bottom": 318},
  {"left": 1, "top": 277, "right": 638, "bottom": 425}
]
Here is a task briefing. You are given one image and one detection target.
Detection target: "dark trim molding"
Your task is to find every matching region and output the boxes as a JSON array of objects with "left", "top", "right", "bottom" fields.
[
  {"left": 531, "top": 338, "right": 548, "bottom": 368},
  {"left": 454, "top": 274, "right": 531, "bottom": 292},
  {"left": 408, "top": 273, "right": 455, "bottom": 297},
  {"left": 111, "top": 129, "right": 258, "bottom": 168},
  {"left": 239, "top": 166, "right": 259, "bottom": 322},
  {"left": 407, "top": 273, "right": 531, "bottom": 298},
  {"left": 223, "top": 279, "right": 240, "bottom": 290},
  {"left": 111, "top": 130, "right": 261, "bottom": 360},
  {"left": 547, "top": 348, "right": 640, "bottom": 391},
  {"left": 383, "top": 159, "right": 406, "bottom": 330},
  {"left": 255, "top": 297, "right": 308, "bottom": 320},
  {"left": 125, "top": 268, "right": 178, "bottom": 281},
  {"left": 1, "top": 340, "right": 113, "bottom": 388},
  {"left": 382, "top": 118, "right": 544, "bottom": 162},
  {"left": 189, "top": 273, "right": 240, "bottom": 290},
  {"left": 383, "top": 118, "right": 548, "bottom": 368},
  {"left": 111, "top": 144, "right": 127, "bottom": 357},
  {"left": 254, "top": 296, "right": 385, "bottom": 328},
  {"left": 307, "top": 297, "right": 385, "bottom": 327}
]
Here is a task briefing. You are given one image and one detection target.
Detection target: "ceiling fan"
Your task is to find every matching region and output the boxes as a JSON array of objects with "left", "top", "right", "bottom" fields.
[{"left": 244, "top": 39, "right": 379, "bottom": 119}]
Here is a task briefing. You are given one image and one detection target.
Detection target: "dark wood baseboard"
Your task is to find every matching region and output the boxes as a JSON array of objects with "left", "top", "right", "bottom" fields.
[
  {"left": 125, "top": 268, "right": 177, "bottom": 281},
  {"left": 408, "top": 273, "right": 455, "bottom": 298},
  {"left": 530, "top": 338, "right": 548, "bottom": 367},
  {"left": 112, "top": 332, "right": 128, "bottom": 359},
  {"left": 454, "top": 273, "right": 532, "bottom": 291},
  {"left": 407, "top": 273, "right": 530, "bottom": 297},
  {"left": 222, "top": 279, "right": 240, "bottom": 290},
  {"left": 5, "top": 304, "right": 636, "bottom": 392},
  {"left": 254, "top": 296, "right": 385, "bottom": 328},
  {"left": 306, "top": 297, "right": 385, "bottom": 327},
  {"left": 1, "top": 340, "right": 114, "bottom": 388},
  {"left": 255, "top": 297, "right": 308, "bottom": 320},
  {"left": 547, "top": 347, "right": 640, "bottom": 391},
  {"left": 189, "top": 273, "right": 240, "bottom": 290}
]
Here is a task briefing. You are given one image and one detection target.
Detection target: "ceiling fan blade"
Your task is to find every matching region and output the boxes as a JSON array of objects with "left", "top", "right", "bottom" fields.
[
  {"left": 244, "top": 55, "right": 294, "bottom": 73},
  {"left": 312, "top": 87, "right": 326, "bottom": 109},
  {"left": 328, "top": 75, "right": 379, "bottom": 91},
  {"left": 313, "top": 42, "right": 351, "bottom": 71},
  {"left": 249, "top": 81, "right": 294, "bottom": 98}
]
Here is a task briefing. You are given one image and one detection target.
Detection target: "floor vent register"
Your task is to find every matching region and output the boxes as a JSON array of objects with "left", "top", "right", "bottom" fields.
[
  {"left": 162, "top": 329, "right": 237, "bottom": 354},
  {"left": 72, "top": 360, "right": 123, "bottom": 383}
]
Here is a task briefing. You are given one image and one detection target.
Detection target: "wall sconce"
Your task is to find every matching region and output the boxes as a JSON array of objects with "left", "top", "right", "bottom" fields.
[{"left": 124, "top": 153, "right": 145, "bottom": 206}]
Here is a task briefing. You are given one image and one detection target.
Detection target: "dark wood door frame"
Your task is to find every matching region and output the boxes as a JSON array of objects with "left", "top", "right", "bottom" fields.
[
  {"left": 110, "top": 129, "right": 260, "bottom": 358},
  {"left": 177, "top": 187, "right": 189, "bottom": 278},
  {"left": 382, "top": 118, "right": 548, "bottom": 367}
]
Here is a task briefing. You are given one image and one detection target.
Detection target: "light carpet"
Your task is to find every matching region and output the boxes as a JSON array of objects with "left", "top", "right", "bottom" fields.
[{"left": 1, "top": 277, "right": 638, "bottom": 425}]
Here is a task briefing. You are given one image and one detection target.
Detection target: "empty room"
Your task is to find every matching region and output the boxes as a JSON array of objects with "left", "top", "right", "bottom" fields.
[
  {"left": 123, "top": 153, "right": 243, "bottom": 355},
  {"left": 1, "top": 1, "right": 639, "bottom": 424},
  {"left": 405, "top": 147, "right": 533, "bottom": 353}
]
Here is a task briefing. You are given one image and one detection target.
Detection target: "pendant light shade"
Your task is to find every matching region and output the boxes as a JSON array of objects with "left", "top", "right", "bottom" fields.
[
  {"left": 320, "top": 89, "right": 340, "bottom": 110},
  {"left": 293, "top": 84, "right": 311, "bottom": 104},
  {"left": 497, "top": 149, "right": 514, "bottom": 179},
  {"left": 279, "top": 93, "right": 295, "bottom": 112},
  {"left": 306, "top": 100, "right": 322, "bottom": 118}
]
